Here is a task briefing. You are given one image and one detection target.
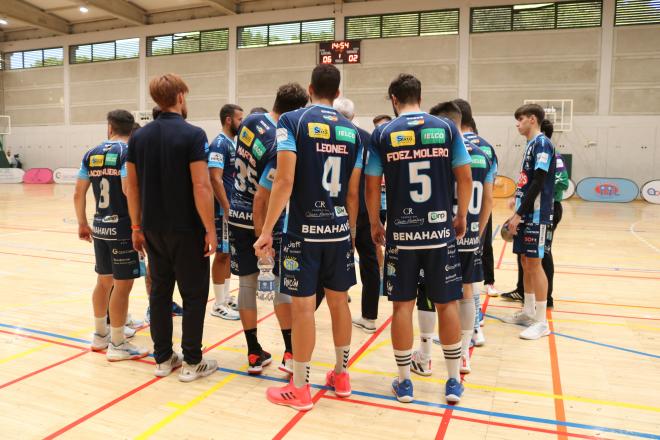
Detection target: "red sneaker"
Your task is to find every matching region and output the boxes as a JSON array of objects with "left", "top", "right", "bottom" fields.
[
  {"left": 325, "top": 370, "right": 351, "bottom": 398},
  {"left": 278, "top": 351, "right": 293, "bottom": 375},
  {"left": 266, "top": 380, "right": 313, "bottom": 411}
]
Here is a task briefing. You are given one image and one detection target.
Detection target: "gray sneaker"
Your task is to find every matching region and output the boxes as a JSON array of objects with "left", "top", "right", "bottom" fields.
[
  {"left": 178, "top": 358, "right": 218, "bottom": 382},
  {"left": 155, "top": 353, "right": 183, "bottom": 377},
  {"left": 505, "top": 311, "right": 535, "bottom": 326}
]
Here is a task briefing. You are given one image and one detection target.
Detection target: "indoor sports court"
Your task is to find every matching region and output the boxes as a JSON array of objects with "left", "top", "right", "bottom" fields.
[{"left": 0, "top": 1, "right": 659, "bottom": 439}]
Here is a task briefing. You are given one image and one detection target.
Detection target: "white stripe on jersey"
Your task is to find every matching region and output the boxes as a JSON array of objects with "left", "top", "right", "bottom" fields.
[
  {"left": 227, "top": 221, "right": 254, "bottom": 230},
  {"left": 396, "top": 242, "right": 448, "bottom": 250},
  {"left": 304, "top": 235, "right": 351, "bottom": 243}
]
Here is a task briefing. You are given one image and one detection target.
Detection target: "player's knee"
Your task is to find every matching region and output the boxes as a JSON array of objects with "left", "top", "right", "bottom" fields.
[
  {"left": 238, "top": 273, "right": 258, "bottom": 310},
  {"left": 393, "top": 300, "right": 415, "bottom": 314}
]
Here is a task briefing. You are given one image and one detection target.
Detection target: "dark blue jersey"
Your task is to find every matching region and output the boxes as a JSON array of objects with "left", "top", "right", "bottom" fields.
[
  {"left": 515, "top": 133, "right": 556, "bottom": 224},
  {"left": 78, "top": 141, "right": 130, "bottom": 240},
  {"left": 207, "top": 132, "right": 236, "bottom": 216},
  {"left": 455, "top": 141, "right": 496, "bottom": 252},
  {"left": 365, "top": 112, "right": 471, "bottom": 249},
  {"left": 276, "top": 104, "right": 363, "bottom": 241},
  {"left": 229, "top": 112, "right": 279, "bottom": 229},
  {"left": 463, "top": 132, "right": 498, "bottom": 169}
]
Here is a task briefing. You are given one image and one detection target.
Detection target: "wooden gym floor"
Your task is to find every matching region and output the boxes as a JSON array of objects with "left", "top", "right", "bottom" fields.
[{"left": 0, "top": 183, "right": 659, "bottom": 440}]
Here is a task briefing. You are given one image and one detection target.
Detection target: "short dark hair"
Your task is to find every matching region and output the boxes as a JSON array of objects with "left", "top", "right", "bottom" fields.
[
  {"left": 429, "top": 101, "right": 462, "bottom": 126},
  {"left": 273, "top": 83, "right": 309, "bottom": 114},
  {"left": 311, "top": 64, "right": 340, "bottom": 100},
  {"left": 469, "top": 118, "right": 478, "bottom": 135},
  {"left": 373, "top": 114, "right": 392, "bottom": 126},
  {"left": 452, "top": 99, "right": 473, "bottom": 127},
  {"left": 152, "top": 105, "right": 162, "bottom": 119},
  {"left": 540, "top": 119, "right": 554, "bottom": 139},
  {"left": 514, "top": 103, "right": 545, "bottom": 126},
  {"left": 220, "top": 104, "right": 243, "bottom": 125},
  {"left": 107, "top": 110, "right": 135, "bottom": 136},
  {"left": 388, "top": 74, "right": 421, "bottom": 105},
  {"left": 249, "top": 107, "right": 269, "bottom": 114}
]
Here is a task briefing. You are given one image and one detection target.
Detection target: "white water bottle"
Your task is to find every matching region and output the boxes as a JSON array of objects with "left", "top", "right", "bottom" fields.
[{"left": 257, "top": 255, "right": 275, "bottom": 301}]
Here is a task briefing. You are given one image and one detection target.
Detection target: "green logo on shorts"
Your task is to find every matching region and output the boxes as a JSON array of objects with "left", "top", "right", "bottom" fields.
[{"left": 253, "top": 139, "right": 266, "bottom": 160}]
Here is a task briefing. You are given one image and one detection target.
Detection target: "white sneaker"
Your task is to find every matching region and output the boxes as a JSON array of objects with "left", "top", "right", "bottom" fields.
[
  {"left": 124, "top": 326, "right": 136, "bottom": 339},
  {"left": 210, "top": 304, "right": 240, "bottom": 320},
  {"left": 505, "top": 310, "right": 535, "bottom": 326},
  {"left": 91, "top": 332, "right": 109, "bottom": 351},
  {"left": 125, "top": 314, "right": 144, "bottom": 329},
  {"left": 106, "top": 341, "right": 149, "bottom": 361},
  {"left": 410, "top": 350, "right": 432, "bottom": 376},
  {"left": 473, "top": 327, "right": 485, "bottom": 346},
  {"left": 485, "top": 284, "right": 499, "bottom": 297},
  {"left": 178, "top": 358, "right": 218, "bottom": 382},
  {"left": 432, "top": 336, "right": 441, "bottom": 345},
  {"left": 460, "top": 355, "right": 471, "bottom": 374},
  {"left": 155, "top": 353, "right": 183, "bottom": 377},
  {"left": 352, "top": 316, "right": 376, "bottom": 334},
  {"left": 226, "top": 295, "right": 238, "bottom": 311},
  {"left": 520, "top": 321, "right": 550, "bottom": 340}
]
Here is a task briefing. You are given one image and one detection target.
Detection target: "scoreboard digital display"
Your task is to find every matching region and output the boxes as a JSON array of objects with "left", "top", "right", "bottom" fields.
[{"left": 319, "top": 41, "right": 361, "bottom": 65}]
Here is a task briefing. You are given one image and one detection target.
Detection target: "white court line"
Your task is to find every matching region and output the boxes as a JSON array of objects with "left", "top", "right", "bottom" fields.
[{"left": 630, "top": 220, "right": 660, "bottom": 254}]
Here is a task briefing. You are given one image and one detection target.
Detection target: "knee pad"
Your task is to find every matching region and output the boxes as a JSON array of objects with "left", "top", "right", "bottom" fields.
[
  {"left": 273, "top": 276, "right": 292, "bottom": 306},
  {"left": 238, "top": 273, "right": 258, "bottom": 310}
]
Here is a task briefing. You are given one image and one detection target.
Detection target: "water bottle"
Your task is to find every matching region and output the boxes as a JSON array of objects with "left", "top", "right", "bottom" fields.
[{"left": 257, "top": 255, "right": 275, "bottom": 301}]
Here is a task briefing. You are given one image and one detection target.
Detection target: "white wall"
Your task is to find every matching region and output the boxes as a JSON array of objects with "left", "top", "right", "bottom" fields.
[{"left": 1, "top": 0, "right": 659, "bottom": 186}]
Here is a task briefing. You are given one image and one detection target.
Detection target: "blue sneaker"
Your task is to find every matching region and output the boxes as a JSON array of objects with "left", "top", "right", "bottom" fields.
[
  {"left": 172, "top": 302, "right": 183, "bottom": 316},
  {"left": 391, "top": 378, "right": 414, "bottom": 403},
  {"left": 445, "top": 378, "right": 464, "bottom": 404}
]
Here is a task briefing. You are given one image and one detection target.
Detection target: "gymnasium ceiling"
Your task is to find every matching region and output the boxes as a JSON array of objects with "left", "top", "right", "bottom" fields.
[{"left": 0, "top": 0, "right": 368, "bottom": 41}]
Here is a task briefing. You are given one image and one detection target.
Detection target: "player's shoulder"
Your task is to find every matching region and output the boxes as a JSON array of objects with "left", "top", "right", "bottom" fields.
[{"left": 280, "top": 106, "right": 308, "bottom": 124}]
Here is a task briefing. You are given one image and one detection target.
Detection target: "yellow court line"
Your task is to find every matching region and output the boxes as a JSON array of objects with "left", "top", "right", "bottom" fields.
[
  {"left": 134, "top": 370, "right": 241, "bottom": 440},
  {"left": 0, "top": 342, "right": 52, "bottom": 365},
  {"left": 549, "top": 318, "right": 660, "bottom": 332},
  {"left": 349, "top": 338, "right": 392, "bottom": 367},
  {"left": 0, "top": 296, "right": 88, "bottom": 312}
]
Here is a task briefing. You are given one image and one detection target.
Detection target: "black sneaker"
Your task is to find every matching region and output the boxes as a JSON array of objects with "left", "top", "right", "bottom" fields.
[
  {"left": 247, "top": 350, "right": 272, "bottom": 375},
  {"left": 501, "top": 290, "right": 524, "bottom": 302}
]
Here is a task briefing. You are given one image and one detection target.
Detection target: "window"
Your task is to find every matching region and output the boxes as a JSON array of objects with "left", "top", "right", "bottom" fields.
[
  {"left": 4, "top": 47, "right": 63, "bottom": 70},
  {"left": 238, "top": 19, "right": 334, "bottom": 48},
  {"left": 70, "top": 38, "right": 139, "bottom": 63},
  {"left": 345, "top": 10, "right": 459, "bottom": 40},
  {"left": 147, "top": 29, "right": 229, "bottom": 56},
  {"left": 471, "top": 1, "right": 602, "bottom": 33},
  {"left": 615, "top": 0, "right": 660, "bottom": 26}
]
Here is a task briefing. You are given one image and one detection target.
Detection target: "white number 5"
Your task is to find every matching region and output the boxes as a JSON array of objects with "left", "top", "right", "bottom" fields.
[{"left": 409, "top": 161, "right": 431, "bottom": 203}]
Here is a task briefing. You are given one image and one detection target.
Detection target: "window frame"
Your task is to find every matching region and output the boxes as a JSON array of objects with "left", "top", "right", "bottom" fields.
[
  {"left": 237, "top": 18, "right": 335, "bottom": 49},
  {"left": 4, "top": 46, "right": 64, "bottom": 70},
  {"left": 614, "top": 0, "right": 660, "bottom": 27},
  {"left": 345, "top": 9, "right": 460, "bottom": 40},
  {"left": 69, "top": 38, "right": 139, "bottom": 64},
  {"left": 146, "top": 28, "right": 229, "bottom": 57}
]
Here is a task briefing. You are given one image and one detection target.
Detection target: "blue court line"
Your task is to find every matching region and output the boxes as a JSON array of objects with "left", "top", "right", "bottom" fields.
[
  {"left": 3, "top": 322, "right": 659, "bottom": 439},
  {"left": 492, "top": 224, "right": 501, "bottom": 240}
]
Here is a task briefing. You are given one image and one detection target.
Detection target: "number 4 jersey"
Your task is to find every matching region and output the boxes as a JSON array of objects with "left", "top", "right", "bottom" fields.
[
  {"left": 276, "top": 104, "right": 363, "bottom": 241},
  {"left": 366, "top": 112, "right": 471, "bottom": 249},
  {"left": 78, "top": 140, "right": 130, "bottom": 240}
]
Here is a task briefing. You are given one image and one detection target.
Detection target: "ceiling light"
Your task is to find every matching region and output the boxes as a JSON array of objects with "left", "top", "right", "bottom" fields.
[
  {"left": 0, "top": 19, "right": 8, "bottom": 26},
  {"left": 79, "top": 6, "right": 89, "bottom": 13}
]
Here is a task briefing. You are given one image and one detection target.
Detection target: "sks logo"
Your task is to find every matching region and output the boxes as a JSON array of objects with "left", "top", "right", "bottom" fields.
[
  {"left": 240, "top": 127, "right": 255, "bottom": 147},
  {"left": 595, "top": 183, "right": 620, "bottom": 197},
  {"left": 390, "top": 131, "right": 415, "bottom": 147},
  {"left": 517, "top": 171, "right": 528, "bottom": 188},
  {"left": 89, "top": 155, "right": 104, "bottom": 167},
  {"left": 308, "top": 123, "right": 331, "bottom": 139}
]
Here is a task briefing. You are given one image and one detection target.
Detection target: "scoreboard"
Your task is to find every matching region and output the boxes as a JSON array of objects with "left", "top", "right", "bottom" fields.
[{"left": 319, "top": 41, "right": 361, "bottom": 65}]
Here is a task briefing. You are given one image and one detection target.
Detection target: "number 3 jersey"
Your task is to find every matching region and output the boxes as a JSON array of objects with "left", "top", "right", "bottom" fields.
[
  {"left": 78, "top": 140, "right": 130, "bottom": 240},
  {"left": 366, "top": 112, "right": 471, "bottom": 249},
  {"left": 276, "top": 104, "right": 363, "bottom": 241}
]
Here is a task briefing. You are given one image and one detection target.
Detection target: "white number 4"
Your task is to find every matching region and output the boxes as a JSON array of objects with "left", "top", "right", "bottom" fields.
[{"left": 322, "top": 156, "right": 342, "bottom": 197}]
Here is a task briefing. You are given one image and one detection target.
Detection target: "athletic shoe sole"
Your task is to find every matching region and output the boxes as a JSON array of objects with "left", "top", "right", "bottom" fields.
[
  {"left": 391, "top": 384, "right": 413, "bottom": 403},
  {"left": 352, "top": 322, "right": 376, "bottom": 334},
  {"left": 91, "top": 345, "right": 108, "bottom": 352},
  {"left": 107, "top": 352, "right": 149, "bottom": 362},
  {"left": 519, "top": 329, "right": 551, "bottom": 340},
  {"left": 178, "top": 367, "right": 217, "bottom": 382},
  {"left": 209, "top": 311, "right": 240, "bottom": 320},
  {"left": 278, "top": 364, "right": 293, "bottom": 375},
  {"left": 266, "top": 394, "right": 313, "bottom": 411},
  {"left": 410, "top": 366, "right": 432, "bottom": 377},
  {"left": 446, "top": 394, "right": 461, "bottom": 403},
  {"left": 247, "top": 357, "right": 272, "bottom": 375}
]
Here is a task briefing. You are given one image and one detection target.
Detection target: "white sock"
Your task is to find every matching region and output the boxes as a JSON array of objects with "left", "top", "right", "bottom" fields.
[
  {"left": 94, "top": 316, "right": 108, "bottom": 336},
  {"left": 442, "top": 341, "right": 462, "bottom": 380},
  {"left": 334, "top": 346, "right": 350, "bottom": 374},
  {"left": 393, "top": 349, "right": 412, "bottom": 382},
  {"left": 110, "top": 326, "right": 124, "bottom": 346},
  {"left": 523, "top": 292, "right": 535, "bottom": 316},
  {"left": 417, "top": 309, "right": 436, "bottom": 359},
  {"left": 223, "top": 279, "right": 231, "bottom": 303},
  {"left": 420, "top": 333, "right": 434, "bottom": 359},
  {"left": 214, "top": 284, "right": 225, "bottom": 307},
  {"left": 293, "top": 360, "right": 310, "bottom": 388},
  {"left": 535, "top": 300, "right": 547, "bottom": 323},
  {"left": 459, "top": 298, "right": 476, "bottom": 358}
]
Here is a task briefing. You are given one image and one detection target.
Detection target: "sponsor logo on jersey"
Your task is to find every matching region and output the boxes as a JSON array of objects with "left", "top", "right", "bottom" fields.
[
  {"left": 308, "top": 123, "right": 331, "bottom": 139},
  {"left": 471, "top": 222, "right": 479, "bottom": 232},
  {"left": 445, "top": 263, "right": 460, "bottom": 271},
  {"left": 335, "top": 126, "right": 356, "bottom": 143},
  {"left": 283, "top": 257, "right": 300, "bottom": 271},
  {"left": 334, "top": 206, "right": 348, "bottom": 217},
  {"left": 301, "top": 223, "right": 350, "bottom": 235},
  {"left": 239, "top": 126, "right": 255, "bottom": 147},
  {"left": 88, "top": 168, "right": 121, "bottom": 177},
  {"left": 283, "top": 240, "right": 301, "bottom": 253},
  {"left": 386, "top": 263, "right": 396, "bottom": 276},
  {"left": 89, "top": 155, "right": 104, "bottom": 167},
  {"left": 276, "top": 128, "right": 288, "bottom": 143},
  {"left": 406, "top": 117, "right": 424, "bottom": 127},
  {"left": 256, "top": 125, "right": 265, "bottom": 135},
  {"left": 209, "top": 152, "right": 223, "bottom": 165},
  {"left": 470, "top": 154, "right": 487, "bottom": 168},
  {"left": 421, "top": 128, "right": 446, "bottom": 145},
  {"left": 105, "top": 153, "right": 118, "bottom": 166},
  {"left": 323, "top": 115, "right": 338, "bottom": 122},
  {"left": 391, "top": 131, "right": 415, "bottom": 147},
  {"left": 112, "top": 247, "right": 134, "bottom": 255},
  {"left": 253, "top": 139, "right": 266, "bottom": 160},
  {"left": 537, "top": 152, "right": 549, "bottom": 166},
  {"left": 428, "top": 211, "right": 447, "bottom": 223},
  {"left": 393, "top": 228, "right": 451, "bottom": 242},
  {"left": 517, "top": 171, "right": 528, "bottom": 188},
  {"left": 102, "top": 215, "right": 119, "bottom": 223},
  {"left": 229, "top": 209, "right": 253, "bottom": 222}
]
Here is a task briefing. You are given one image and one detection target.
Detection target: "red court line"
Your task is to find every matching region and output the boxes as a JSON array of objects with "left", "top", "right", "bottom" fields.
[
  {"left": 0, "top": 251, "right": 91, "bottom": 264},
  {"left": 547, "top": 309, "right": 568, "bottom": 440},
  {"left": 272, "top": 315, "right": 394, "bottom": 440},
  {"left": 498, "top": 267, "right": 660, "bottom": 281},
  {"left": 496, "top": 240, "right": 508, "bottom": 269},
  {"left": 322, "top": 395, "right": 610, "bottom": 440},
  {"left": 488, "top": 304, "right": 660, "bottom": 321},
  {"left": 0, "top": 351, "right": 89, "bottom": 390}
]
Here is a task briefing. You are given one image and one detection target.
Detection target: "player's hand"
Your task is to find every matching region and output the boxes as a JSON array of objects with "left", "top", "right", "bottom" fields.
[
  {"left": 370, "top": 222, "right": 385, "bottom": 247},
  {"left": 132, "top": 230, "right": 145, "bottom": 253},
  {"left": 204, "top": 229, "right": 217, "bottom": 257},
  {"left": 453, "top": 215, "right": 467, "bottom": 239},
  {"left": 507, "top": 198, "right": 516, "bottom": 210},
  {"left": 78, "top": 224, "right": 92, "bottom": 242},
  {"left": 254, "top": 231, "right": 274, "bottom": 258},
  {"left": 507, "top": 214, "right": 521, "bottom": 235}
]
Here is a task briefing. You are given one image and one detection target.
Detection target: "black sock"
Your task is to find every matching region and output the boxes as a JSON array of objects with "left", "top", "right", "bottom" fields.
[
  {"left": 281, "top": 329, "right": 292, "bottom": 354},
  {"left": 244, "top": 328, "right": 261, "bottom": 354}
]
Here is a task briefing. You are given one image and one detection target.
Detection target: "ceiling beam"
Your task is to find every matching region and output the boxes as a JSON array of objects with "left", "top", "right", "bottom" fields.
[
  {"left": 1, "top": 0, "right": 70, "bottom": 34},
  {"left": 78, "top": 0, "right": 147, "bottom": 26},
  {"left": 205, "top": 0, "right": 238, "bottom": 15}
]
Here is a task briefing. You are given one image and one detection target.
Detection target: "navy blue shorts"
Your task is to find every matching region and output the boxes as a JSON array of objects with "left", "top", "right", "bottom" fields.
[
  {"left": 93, "top": 238, "right": 142, "bottom": 280},
  {"left": 279, "top": 234, "right": 356, "bottom": 297},
  {"left": 513, "top": 223, "right": 552, "bottom": 259},
  {"left": 459, "top": 250, "right": 484, "bottom": 284},
  {"left": 385, "top": 241, "right": 463, "bottom": 304},
  {"left": 215, "top": 215, "right": 229, "bottom": 254},
  {"left": 228, "top": 225, "right": 282, "bottom": 277}
]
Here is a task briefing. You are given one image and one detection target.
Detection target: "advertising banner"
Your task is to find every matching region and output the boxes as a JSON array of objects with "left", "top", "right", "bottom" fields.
[{"left": 576, "top": 177, "right": 639, "bottom": 203}]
